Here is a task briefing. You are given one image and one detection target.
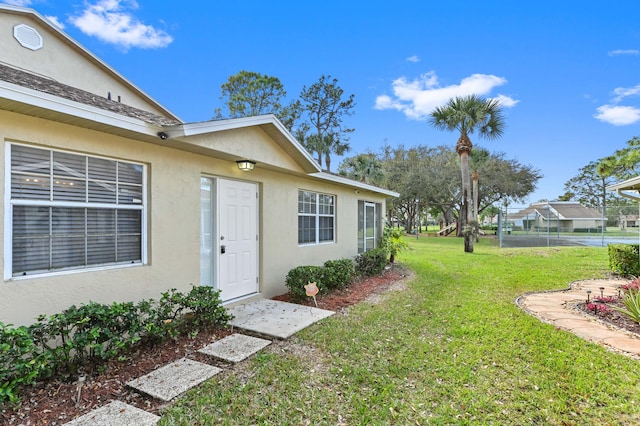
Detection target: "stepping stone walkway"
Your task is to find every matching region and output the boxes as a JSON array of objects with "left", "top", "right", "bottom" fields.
[
  {"left": 228, "top": 299, "right": 335, "bottom": 339},
  {"left": 62, "top": 300, "right": 335, "bottom": 425},
  {"left": 199, "top": 333, "right": 271, "bottom": 363},
  {"left": 518, "top": 278, "right": 640, "bottom": 358},
  {"left": 126, "top": 358, "right": 222, "bottom": 402},
  {"left": 63, "top": 400, "right": 159, "bottom": 426}
]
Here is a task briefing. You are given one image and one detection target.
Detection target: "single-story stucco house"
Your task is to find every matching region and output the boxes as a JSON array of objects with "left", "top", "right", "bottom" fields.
[
  {"left": 508, "top": 202, "right": 604, "bottom": 232},
  {"left": 0, "top": 5, "right": 397, "bottom": 326}
]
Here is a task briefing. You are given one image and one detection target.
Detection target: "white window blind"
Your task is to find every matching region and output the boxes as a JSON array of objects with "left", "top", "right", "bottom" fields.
[{"left": 9, "top": 144, "right": 145, "bottom": 276}]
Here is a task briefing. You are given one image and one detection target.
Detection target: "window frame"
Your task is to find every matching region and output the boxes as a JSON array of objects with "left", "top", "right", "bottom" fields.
[
  {"left": 4, "top": 143, "right": 148, "bottom": 280},
  {"left": 297, "top": 189, "right": 336, "bottom": 245}
]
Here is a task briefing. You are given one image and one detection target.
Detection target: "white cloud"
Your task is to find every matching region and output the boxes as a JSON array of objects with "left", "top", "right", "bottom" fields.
[
  {"left": 45, "top": 15, "right": 65, "bottom": 29},
  {"left": 69, "top": 0, "right": 173, "bottom": 50},
  {"left": 374, "top": 71, "right": 517, "bottom": 120},
  {"left": 595, "top": 83, "right": 640, "bottom": 125},
  {"left": 612, "top": 83, "right": 640, "bottom": 103},
  {"left": 406, "top": 55, "right": 420, "bottom": 63},
  {"left": 491, "top": 94, "right": 519, "bottom": 108},
  {"left": 594, "top": 105, "right": 640, "bottom": 126},
  {"left": 608, "top": 49, "right": 640, "bottom": 56}
]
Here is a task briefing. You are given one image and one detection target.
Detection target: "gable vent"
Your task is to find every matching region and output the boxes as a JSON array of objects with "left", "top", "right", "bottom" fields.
[{"left": 14, "top": 24, "right": 43, "bottom": 51}]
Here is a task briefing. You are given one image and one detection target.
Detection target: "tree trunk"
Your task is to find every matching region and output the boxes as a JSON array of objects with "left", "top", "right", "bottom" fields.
[
  {"left": 462, "top": 198, "right": 474, "bottom": 253},
  {"left": 456, "top": 133, "right": 473, "bottom": 252},
  {"left": 472, "top": 171, "right": 479, "bottom": 242},
  {"left": 464, "top": 234, "right": 474, "bottom": 253},
  {"left": 460, "top": 152, "right": 472, "bottom": 223}
]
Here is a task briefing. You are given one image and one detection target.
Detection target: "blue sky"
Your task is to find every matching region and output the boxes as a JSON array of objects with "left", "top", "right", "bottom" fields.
[{"left": 6, "top": 0, "right": 640, "bottom": 205}]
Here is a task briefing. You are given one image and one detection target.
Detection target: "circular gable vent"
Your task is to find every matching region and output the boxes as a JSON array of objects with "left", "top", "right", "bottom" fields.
[{"left": 14, "top": 24, "right": 43, "bottom": 51}]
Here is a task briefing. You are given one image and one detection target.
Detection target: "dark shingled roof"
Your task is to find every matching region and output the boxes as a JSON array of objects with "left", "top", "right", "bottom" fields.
[{"left": 0, "top": 63, "right": 181, "bottom": 126}]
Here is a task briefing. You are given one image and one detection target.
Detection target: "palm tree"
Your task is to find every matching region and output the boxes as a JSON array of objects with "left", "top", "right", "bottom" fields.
[
  {"left": 429, "top": 95, "right": 505, "bottom": 253},
  {"left": 338, "top": 153, "right": 385, "bottom": 185},
  {"left": 304, "top": 133, "right": 349, "bottom": 172}
]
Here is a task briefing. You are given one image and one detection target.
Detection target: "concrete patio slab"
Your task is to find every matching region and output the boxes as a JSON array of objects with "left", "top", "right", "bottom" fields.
[
  {"left": 228, "top": 299, "right": 334, "bottom": 339},
  {"left": 63, "top": 400, "right": 159, "bottom": 426},
  {"left": 199, "top": 333, "right": 272, "bottom": 363},
  {"left": 126, "top": 358, "right": 222, "bottom": 401}
]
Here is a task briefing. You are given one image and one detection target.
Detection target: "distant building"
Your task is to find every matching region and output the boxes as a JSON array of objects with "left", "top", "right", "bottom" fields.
[{"left": 508, "top": 202, "right": 604, "bottom": 232}]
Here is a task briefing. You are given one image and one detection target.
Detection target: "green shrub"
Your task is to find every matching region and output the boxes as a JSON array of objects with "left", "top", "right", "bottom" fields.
[
  {"left": 29, "top": 301, "right": 145, "bottom": 377},
  {"left": 608, "top": 244, "right": 640, "bottom": 276},
  {"left": 285, "top": 265, "right": 326, "bottom": 300},
  {"left": 0, "top": 323, "right": 49, "bottom": 406},
  {"left": 380, "top": 227, "right": 409, "bottom": 263},
  {"left": 355, "top": 248, "right": 389, "bottom": 277},
  {"left": 2, "top": 285, "right": 231, "bottom": 405},
  {"left": 178, "top": 286, "right": 233, "bottom": 329},
  {"left": 323, "top": 259, "right": 355, "bottom": 290}
]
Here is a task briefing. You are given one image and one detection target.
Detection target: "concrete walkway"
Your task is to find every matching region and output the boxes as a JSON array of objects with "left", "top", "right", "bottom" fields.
[
  {"left": 63, "top": 300, "right": 334, "bottom": 426},
  {"left": 517, "top": 278, "right": 640, "bottom": 358}
]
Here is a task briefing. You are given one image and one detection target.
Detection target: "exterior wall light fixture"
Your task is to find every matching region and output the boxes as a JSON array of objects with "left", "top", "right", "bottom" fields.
[{"left": 236, "top": 160, "right": 256, "bottom": 171}]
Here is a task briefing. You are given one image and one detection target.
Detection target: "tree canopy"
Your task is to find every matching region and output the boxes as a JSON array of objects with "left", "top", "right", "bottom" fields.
[
  {"left": 372, "top": 144, "right": 539, "bottom": 234},
  {"left": 214, "top": 70, "right": 301, "bottom": 132},
  {"left": 338, "top": 153, "right": 385, "bottom": 186},
  {"left": 300, "top": 75, "right": 355, "bottom": 172}
]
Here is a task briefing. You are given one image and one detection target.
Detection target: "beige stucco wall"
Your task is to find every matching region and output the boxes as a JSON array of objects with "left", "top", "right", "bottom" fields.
[
  {"left": 0, "top": 110, "right": 389, "bottom": 326},
  {"left": 0, "top": 12, "right": 170, "bottom": 117}
]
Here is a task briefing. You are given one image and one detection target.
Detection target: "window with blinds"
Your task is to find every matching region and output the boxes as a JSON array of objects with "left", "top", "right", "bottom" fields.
[
  {"left": 9, "top": 144, "right": 145, "bottom": 276},
  {"left": 298, "top": 190, "right": 335, "bottom": 245}
]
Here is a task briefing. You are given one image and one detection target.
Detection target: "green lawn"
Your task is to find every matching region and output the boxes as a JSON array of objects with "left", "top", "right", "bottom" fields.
[{"left": 160, "top": 237, "right": 640, "bottom": 425}]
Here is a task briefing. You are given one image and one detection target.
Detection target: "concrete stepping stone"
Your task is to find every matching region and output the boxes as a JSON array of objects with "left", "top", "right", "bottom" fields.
[
  {"left": 228, "top": 299, "right": 334, "bottom": 339},
  {"left": 126, "top": 358, "right": 221, "bottom": 401},
  {"left": 63, "top": 400, "right": 159, "bottom": 426},
  {"left": 199, "top": 333, "right": 271, "bottom": 363}
]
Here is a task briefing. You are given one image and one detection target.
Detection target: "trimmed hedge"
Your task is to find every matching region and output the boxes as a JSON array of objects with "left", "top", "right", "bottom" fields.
[
  {"left": 323, "top": 259, "right": 355, "bottom": 290},
  {"left": 608, "top": 244, "right": 640, "bottom": 277},
  {"left": 355, "top": 248, "right": 389, "bottom": 277},
  {"left": 285, "top": 265, "right": 327, "bottom": 300},
  {"left": 285, "top": 259, "right": 357, "bottom": 300}
]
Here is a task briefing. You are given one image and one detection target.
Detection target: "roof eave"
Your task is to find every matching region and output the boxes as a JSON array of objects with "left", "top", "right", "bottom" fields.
[
  {"left": 1, "top": 88, "right": 324, "bottom": 175},
  {"left": 309, "top": 172, "right": 399, "bottom": 198},
  {"left": 0, "top": 80, "right": 163, "bottom": 142},
  {"left": 606, "top": 175, "right": 640, "bottom": 192}
]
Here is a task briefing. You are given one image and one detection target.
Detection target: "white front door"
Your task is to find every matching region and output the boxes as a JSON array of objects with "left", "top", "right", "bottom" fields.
[{"left": 200, "top": 177, "right": 258, "bottom": 301}]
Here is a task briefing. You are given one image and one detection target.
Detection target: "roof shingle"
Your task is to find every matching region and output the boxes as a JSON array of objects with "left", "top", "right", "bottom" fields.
[{"left": 0, "top": 63, "right": 181, "bottom": 127}]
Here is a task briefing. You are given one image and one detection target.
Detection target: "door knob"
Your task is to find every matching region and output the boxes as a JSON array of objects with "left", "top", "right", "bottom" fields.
[{"left": 221, "top": 245, "right": 226, "bottom": 254}]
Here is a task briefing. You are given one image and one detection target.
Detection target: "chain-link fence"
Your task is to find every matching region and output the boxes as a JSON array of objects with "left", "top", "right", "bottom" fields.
[{"left": 484, "top": 202, "right": 640, "bottom": 248}]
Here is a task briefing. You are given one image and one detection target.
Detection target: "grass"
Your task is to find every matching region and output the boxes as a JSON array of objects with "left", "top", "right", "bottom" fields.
[{"left": 159, "top": 237, "right": 640, "bottom": 425}]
